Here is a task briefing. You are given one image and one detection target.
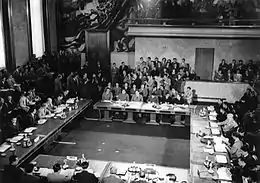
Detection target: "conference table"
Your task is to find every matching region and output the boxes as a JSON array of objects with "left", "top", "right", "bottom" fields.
[
  {"left": 31, "top": 154, "right": 189, "bottom": 182},
  {"left": 0, "top": 99, "right": 92, "bottom": 171},
  {"left": 94, "top": 101, "right": 191, "bottom": 125},
  {"left": 190, "top": 107, "right": 232, "bottom": 183}
]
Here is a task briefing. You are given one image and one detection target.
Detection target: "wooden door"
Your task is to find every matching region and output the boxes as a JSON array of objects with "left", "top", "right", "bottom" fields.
[{"left": 195, "top": 48, "right": 214, "bottom": 80}]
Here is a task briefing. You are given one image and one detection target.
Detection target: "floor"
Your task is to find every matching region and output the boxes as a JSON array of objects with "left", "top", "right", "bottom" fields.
[{"left": 47, "top": 120, "right": 190, "bottom": 169}]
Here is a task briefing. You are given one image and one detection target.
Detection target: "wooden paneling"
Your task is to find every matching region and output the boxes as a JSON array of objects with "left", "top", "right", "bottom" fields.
[
  {"left": 8, "top": 0, "right": 32, "bottom": 66},
  {"left": 86, "top": 30, "right": 110, "bottom": 78},
  {"left": 44, "top": 0, "right": 58, "bottom": 53}
]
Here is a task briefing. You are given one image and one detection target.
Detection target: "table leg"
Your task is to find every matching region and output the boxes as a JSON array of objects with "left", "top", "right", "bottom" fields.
[
  {"left": 104, "top": 111, "right": 110, "bottom": 121},
  {"left": 185, "top": 115, "right": 190, "bottom": 126},
  {"left": 124, "top": 112, "right": 135, "bottom": 123},
  {"left": 147, "top": 113, "right": 158, "bottom": 125}
]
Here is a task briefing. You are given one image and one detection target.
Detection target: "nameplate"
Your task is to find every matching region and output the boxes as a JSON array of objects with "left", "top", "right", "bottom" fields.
[{"left": 121, "top": 108, "right": 125, "bottom": 111}]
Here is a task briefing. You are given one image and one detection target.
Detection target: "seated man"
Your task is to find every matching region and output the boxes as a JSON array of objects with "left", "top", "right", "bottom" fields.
[
  {"left": 46, "top": 98, "right": 56, "bottom": 112},
  {"left": 6, "top": 117, "right": 20, "bottom": 137},
  {"left": 54, "top": 93, "right": 64, "bottom": 106},
  {"left": 131, "top": 90, "right": 143, "bottom": 102},
  {"left": 118, "top": 89, "right": 129, "bottom": 101},
  {"left": 184, "top": 86, "right": 193, "bottom": 105},
  {"left": 102, "top": 88, "right": 113, "bottom": 101},
  {"left": 38, "top": 103, "right": 52, "bottom": 119},
  {"left": 23, "top": 107, "right": 37, "bottom": 127},
  {"left": 147, "top": 92, "right": 159, "bottom": 104},
  {"left": 72, "top": 161, "right": 98, "bottom": 183},
  {"left": 20, "top": 163, "right": 40, "bottom": 183},
  {"left": 162, "top": 93, "right": 173, "bottom": 104},
  {"left": 227, "top": 132, "right": 243, "bottom": 159},
  {"left": 3, "top": 155, "right": 24, "bottom": 183},
  {"left": 218, "top": 113, "right": 238, "bottom": 135},
  {"left": 101, "top": 167, "right": 124, "bottom": 183},
  {"left": 47, "top": 163, "right": 70, "bottom": 183},
  {"left": 19, "top": 92, "right": 33, "bottom": 112}
]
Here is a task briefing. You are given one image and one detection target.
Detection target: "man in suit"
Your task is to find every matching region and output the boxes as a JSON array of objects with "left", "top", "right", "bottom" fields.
[
  {"left": 3, "top": 155, "right": 24, "bottom": 183},
  {"left": 72, "top": 161, "right": 98, "bottom": 183},
  {"left": 23, "top": 107, "right": 37, "bottom": 127},
  {"left": 54, "top": 74, "right": 63, "bottom": 95},
  {"left": 102, "top": 167, "right": 124, "bottom": 183},
  {"left": 47, "top": 163, "right": 70, "bottom": 183},
  {"left": 20, "top": 163, "right": 40, "bottom": 183}
]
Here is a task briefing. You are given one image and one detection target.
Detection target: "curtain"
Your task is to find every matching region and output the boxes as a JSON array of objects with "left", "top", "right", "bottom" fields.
[
  {"left": 0, "top": 2, "right": 6, "bottom": 68},
  {"left": 30, "top": 0, "right": 45, "bottom": 57}
]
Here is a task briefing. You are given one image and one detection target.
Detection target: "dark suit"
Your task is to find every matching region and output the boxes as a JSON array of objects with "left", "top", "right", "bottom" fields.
[
  {"left": 73, "top": 171, "right": 98, "bottom": 183},
  {"left": 47, "top": 172, "right": 70, "bottom": 183},
  {"left": 3, "top": 165, "right": 24, "bottom": 183},
  {"left": 20, "top": 174, "right": 40, "bottom": 183},
  {"left": 102, "top": 175, "right": 124, "bottom": 183}
]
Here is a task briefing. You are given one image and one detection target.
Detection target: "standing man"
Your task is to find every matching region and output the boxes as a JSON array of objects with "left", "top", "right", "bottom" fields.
[{"left": 111, "top": 63, "right": 119, "bottom": 86}]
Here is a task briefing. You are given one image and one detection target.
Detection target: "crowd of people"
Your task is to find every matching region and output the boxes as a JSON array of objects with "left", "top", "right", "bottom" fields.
[
  {"left": 199, "top": 87, "right": 260, "bottom": 182},
  {"left": 110, "top": 57, "right": 199, "bottom": 101},
  {"left": 214, "top": 59, "right": 259, "bottom": 84}
]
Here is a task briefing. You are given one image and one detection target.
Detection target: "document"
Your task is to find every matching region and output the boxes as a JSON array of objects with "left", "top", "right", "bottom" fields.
[{"left": 0, "top": 143, "right": 11, "bottom": 153}]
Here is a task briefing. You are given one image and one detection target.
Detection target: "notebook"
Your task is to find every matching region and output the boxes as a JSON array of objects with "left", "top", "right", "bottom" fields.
[
  {"left": 211, "top": 129, "right": 220, "bottom": 135},
  {"left": 214, "top": 144, "right": 227, "bottom": 153},
  {"left": 216, "top": 155, "right": 228, "bottom": 164},
  {"left": 10, "top": 135, "right": 24, "bottom": 143},
  {"left": 217, "top": 167, "right": 232, "bottom": 181},
  {"left": 0, "top": 143, "right": 11, "bottom": 153}
]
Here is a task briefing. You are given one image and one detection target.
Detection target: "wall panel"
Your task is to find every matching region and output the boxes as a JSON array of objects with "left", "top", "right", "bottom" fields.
[
  {"left": 9, "top": 0, "right": 31, "bottom": 66},
  {"left": 86, "top": 30, "right": 110, "bottom": 77}
]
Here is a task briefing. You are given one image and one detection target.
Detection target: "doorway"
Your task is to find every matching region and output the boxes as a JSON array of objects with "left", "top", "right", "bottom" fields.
[{"left": 195, "top": 48, "right": 214, "bottom": 80}]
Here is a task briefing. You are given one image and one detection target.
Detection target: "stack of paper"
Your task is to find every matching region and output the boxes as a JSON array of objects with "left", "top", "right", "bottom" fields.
[
  {"left": 217, "top": 167, "right": 232, "bottom": 181},
  {"left": 214, "top": 144, "right": 227, "bottom": 153},
  {"left": 209, "top": 116, "right": 217, "bottom": 121},
  {"left": 0, "top": 143, "right": 11, "bottom": 153},
  {"left": 216, "top": 155, "right": 228, "bottom": 164},
  {"left": 66, "top": 98, "right": 75, "bottom": 104},
  {"left": 38, "top": 119, "right": 47, "bottom": 125},
  {"left": 24, "top": 127, "right": 37, "bottom": 133},
  {"left": 60, "top": 169, "right": 75, "bottom": 177},
  {"left": 210, "top": 122, "right": 218, "bottom": 128},
  {"left": 10, "top": 136, "right": 24, "bottom": 143},
  {"left": 211, "top": 129, "right": 220, "bottom": 135}
]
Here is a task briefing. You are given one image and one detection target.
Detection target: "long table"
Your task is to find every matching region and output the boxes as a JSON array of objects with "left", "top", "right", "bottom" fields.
[
  {"left": 190, "top": 107, "right": 232, "bottom": 183},
  {"left": 0, "top": 99, "right": 92, "bottom": 171},
  {"left": 94, "top": 101, "right": 191, "bottom": 125},
  {"left": 31, "top": 154, "right": 189, "bottom": 182}
]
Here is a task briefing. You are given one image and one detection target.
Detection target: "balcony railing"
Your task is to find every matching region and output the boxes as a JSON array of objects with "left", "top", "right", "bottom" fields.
[{"left": 128, "top": 18, "right": 260, "bottom": 28}]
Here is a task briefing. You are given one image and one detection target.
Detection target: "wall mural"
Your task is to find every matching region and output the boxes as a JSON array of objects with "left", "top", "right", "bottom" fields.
[
  {"left": 110, "top": 1, "right": 135, "bottom": 52},
  {"left": 58, "top": 0, "right": 121, "bottom": 55}
]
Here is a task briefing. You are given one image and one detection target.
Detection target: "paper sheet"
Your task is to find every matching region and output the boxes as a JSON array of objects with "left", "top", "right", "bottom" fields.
[
  {"left": 10, "top": 136, "right": 24, "bottom": 143},
  {"left": 24, "top": 127, "right": 37, "bottom": 133},
  {"left": 216, "top": 155, "right": 228, "bottom": 164},
  {"left": 38, "top": 119, "right": 47, "bottom": 125},
  {"left": 0, "top": 143, "right": 11, "bottom": 153},
  {"left": 211, "top": 129, "right": 220, "bottom": 135},
  {"left": 210, "top": 122, "right": 218, "bottom": 128},
  {"left": 217, "top": 167, "right": 232, "bottom": 181}
]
